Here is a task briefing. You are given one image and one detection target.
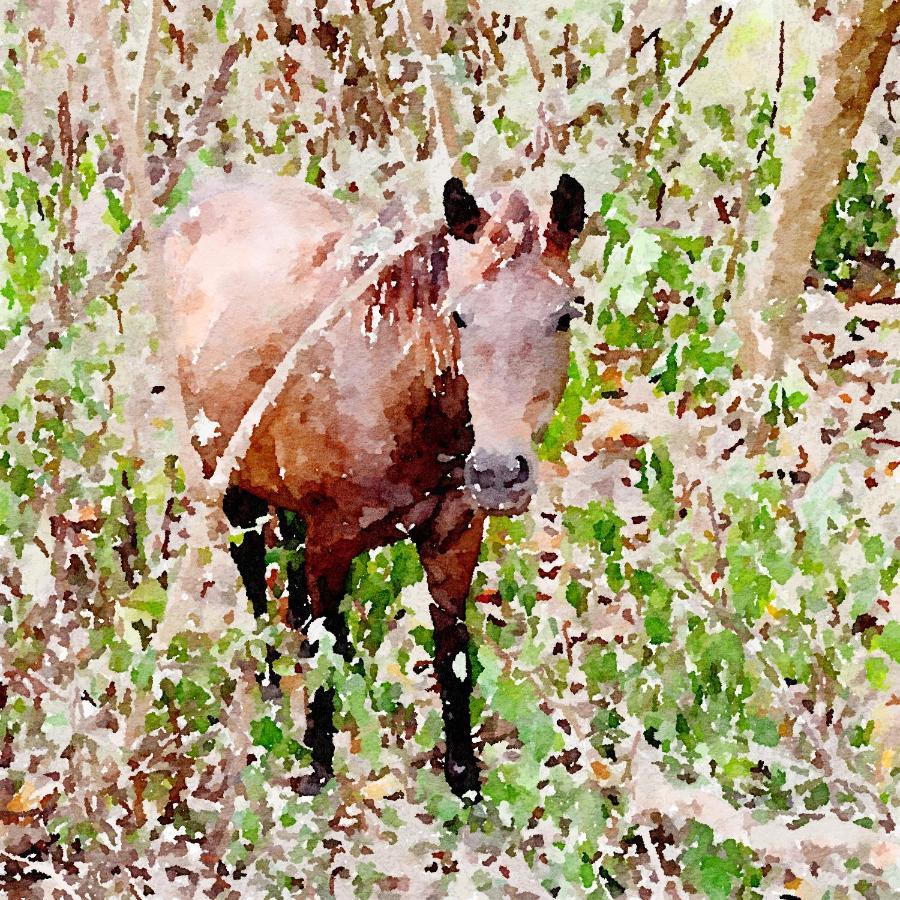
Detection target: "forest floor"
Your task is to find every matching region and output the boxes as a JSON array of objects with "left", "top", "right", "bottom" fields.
[{"left": 2, "top": 281, "right": 898, "bottom": 899}]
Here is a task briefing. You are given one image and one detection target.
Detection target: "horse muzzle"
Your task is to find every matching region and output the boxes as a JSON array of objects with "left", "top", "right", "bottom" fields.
[{"left": 464, "top": 449, "right": 536, "bottom": 515}]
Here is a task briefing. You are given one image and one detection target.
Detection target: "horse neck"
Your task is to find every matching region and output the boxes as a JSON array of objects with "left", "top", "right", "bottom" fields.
[
  {"left": 360, "top": 229, "right": 458, "bottom": 376},
  {"left": 363, "top": 229, "right": 449, "bottom": 322}
]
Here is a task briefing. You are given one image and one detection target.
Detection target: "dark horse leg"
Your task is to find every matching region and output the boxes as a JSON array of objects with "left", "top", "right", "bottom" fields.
[
  {"left": 223, "top": 486, "right": 269, "bottom": 618},
  {"left": 223, "top": 486, "right": 283, "bottom": 692},
  {"left": 294, "top": 543, "right": 354, "bottom": 794},
  {"left": 276, "top": 508, "right": 311, "bottom": 635},
  {"left": 416, "top": 496, "right": 486, "bottom": 800}
]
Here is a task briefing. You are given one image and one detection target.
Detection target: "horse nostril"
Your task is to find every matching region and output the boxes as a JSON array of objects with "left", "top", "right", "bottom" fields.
[{"left": 511, "top": 455, "right": 530, "bottom": 486}]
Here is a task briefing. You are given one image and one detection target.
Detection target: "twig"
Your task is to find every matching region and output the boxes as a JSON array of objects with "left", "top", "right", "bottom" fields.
[
  {"left": 756, "top": 19, "right": 785, "bottom": 164},
  {"left": 724, "top": 170, "right": 752, "bottom": 288},
  {"left": 622, "top": 7, "right": 734, "bottom": 189},
  {"left": 677, "top": 7, "right": 734, "bottom": 88},
  {"left": 475, "top": 15, "right": 505, "bottom": 72},
  {"left": 404, "top": 0, "right": 460, "bottom": 161},
  {"left": 87, "top": 0, "right": 155, "bottom": 223},
  {"left": 514, "top": 17, "right": 545, "bottom": 91}
]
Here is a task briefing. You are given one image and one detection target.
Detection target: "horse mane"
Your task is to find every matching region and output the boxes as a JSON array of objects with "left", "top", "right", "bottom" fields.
[{"left": 359, "top": 190, "right": 544, "bottom": 376}]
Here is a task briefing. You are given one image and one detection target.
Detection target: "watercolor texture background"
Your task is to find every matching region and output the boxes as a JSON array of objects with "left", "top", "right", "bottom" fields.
[{"left": 1, "top": 1, "right": 899, "bottom": 897}]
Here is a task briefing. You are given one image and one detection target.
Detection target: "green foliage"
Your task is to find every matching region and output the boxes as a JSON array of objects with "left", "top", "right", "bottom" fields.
[
  {"left": 813, "top": 151, "right": 898, "bottom": 284},
  {"left": 2, "top": 2, "right": 898, "bottom": 896},
  {"left": 680, "top": 823, "right": 762, "bottom": 900}
]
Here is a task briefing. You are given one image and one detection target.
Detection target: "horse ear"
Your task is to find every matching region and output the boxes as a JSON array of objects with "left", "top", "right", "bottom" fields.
[
  {"left": 544, "top": 174, "right": 586, "bottom": 258},
  {"left": 443, "top": 177, "right": 483, "bottom": 243}
]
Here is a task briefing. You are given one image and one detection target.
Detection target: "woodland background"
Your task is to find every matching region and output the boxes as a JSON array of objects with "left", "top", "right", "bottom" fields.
[{"left": 1, "top": 0, "right": 899, "bottom": 897}]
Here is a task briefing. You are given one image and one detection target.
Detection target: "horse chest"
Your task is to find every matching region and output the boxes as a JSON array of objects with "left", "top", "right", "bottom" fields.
[{"left": 237, "top": 351, "right": 471, "bottom": 531}]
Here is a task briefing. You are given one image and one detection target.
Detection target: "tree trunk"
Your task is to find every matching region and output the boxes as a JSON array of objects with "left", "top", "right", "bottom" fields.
[{"left": 735, "top": 0, "right": 900, "bottom": 378}]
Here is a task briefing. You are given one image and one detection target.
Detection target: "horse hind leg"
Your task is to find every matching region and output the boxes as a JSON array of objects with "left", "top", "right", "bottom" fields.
[
  {"left": 223, "top": 486, "right": 269, "bottom": 618},
  {"left": 275, "top": 508, "right": 311, "bottom": 639},
  {"left": 223, "top": 486, "right": 280, "bottom": 693}
]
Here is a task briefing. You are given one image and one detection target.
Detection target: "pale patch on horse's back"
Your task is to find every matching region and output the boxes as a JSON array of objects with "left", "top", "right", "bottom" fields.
[
  {"left": 167, "top": 180, "right": 351, "bottom": 364},
  {"left": 166, "top": 179, "right": 359, "bottom": 480}
]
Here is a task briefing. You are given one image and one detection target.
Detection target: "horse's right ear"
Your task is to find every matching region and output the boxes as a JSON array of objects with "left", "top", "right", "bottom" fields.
[
  {"left": 443, "top": 178, "right": 483, "bottom": 243},
  {"left": 544, "top": 174, "right": 586, "bottom": 259}
]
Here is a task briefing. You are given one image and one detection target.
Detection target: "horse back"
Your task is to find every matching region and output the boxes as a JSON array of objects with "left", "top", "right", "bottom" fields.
[{"left": 165, "top": 179, "right": 351, "bottom": 472}]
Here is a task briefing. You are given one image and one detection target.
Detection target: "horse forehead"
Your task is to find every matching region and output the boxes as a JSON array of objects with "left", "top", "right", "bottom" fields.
[{"left": 478, "top": 258, "right": 567, "bottom": 309}]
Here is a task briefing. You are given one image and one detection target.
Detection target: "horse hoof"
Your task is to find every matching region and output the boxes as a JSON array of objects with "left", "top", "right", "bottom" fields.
[
  {"left": 446, "top": 760, "right": 481, "bottom": 803},
  {"left": 290, "top": 765, "right": 332, "bottom": 796}
]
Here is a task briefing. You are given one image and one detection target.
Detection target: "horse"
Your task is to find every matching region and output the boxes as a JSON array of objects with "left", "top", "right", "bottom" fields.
[{"left": 164, "top": 173, "right": 587, "bottom": 799}]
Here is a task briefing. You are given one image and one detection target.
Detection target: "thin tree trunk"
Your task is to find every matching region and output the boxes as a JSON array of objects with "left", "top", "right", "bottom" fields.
[
  {"left": 735, "top": 0, "right": 900, "bottom": 378},
  {"left": 85, "top": 0, "right": 209, "bottom": 502}
]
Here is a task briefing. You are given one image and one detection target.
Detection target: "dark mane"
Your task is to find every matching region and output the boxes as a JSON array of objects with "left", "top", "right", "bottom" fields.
[
  {"left": 362, "top": 228, "right": 450, "bottom": 332},
  {"left": 361, "top": 189, "right": 544, "bottom": 325}
]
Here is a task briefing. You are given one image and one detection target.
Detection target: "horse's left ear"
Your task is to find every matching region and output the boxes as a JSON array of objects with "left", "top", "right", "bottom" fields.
[
  {"left": 544, "top": 174, "right": 586, "bottom": 258},
  {"left": 443, "top": 177, "right": 484, "bottom": 243}
]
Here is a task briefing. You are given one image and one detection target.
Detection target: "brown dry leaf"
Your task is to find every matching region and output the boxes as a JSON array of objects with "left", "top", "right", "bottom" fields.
[{"left": 7, "top": 781, "right": 40, "bottom": 813}]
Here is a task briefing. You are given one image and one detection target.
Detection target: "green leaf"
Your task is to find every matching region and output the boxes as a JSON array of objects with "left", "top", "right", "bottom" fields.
[
  {"left": 123, "top": 580, "right": 167, "bottom": 621},
  {"left": 645, "top": 614, "right": 671, "bottom": 644},
  {"left": 805, "top": 780, "right": 830, "bottom": 810},
  {"left": 491, "top": 675, "right": 562, "bottom": 761},
  {"left": 582, "top": 646, "right": 617, "bottom": 697},
  {"left": 749, "top": 715, "right": 780, "bottom": 747},
  {"left": 873, "top": 621, "right": 900, "bottom": 664},
  {"left": 102, "top": 189, "right": 131, "bottom": 235},
  {"left": 866, "top": 655, "right": 889, "bottom": 689},
  {"left": 130, "top": 649, "right": 157, "bottom": 692},
  {"left": 250, "top": 716, "right": 283, "bottom": 751}
]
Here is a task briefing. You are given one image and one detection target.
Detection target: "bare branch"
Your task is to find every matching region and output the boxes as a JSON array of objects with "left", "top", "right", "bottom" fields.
[
  {"left": 404, "top": 0, "right": 460, "bottom": 162},
  {"left": 83, "top": 0, "right": 208, "bottom": 501},
  {"left": 676, "top": 7, "right": 735, "bottom": 88},
  {"left": 755, "top": 19, "right": 786, "bottom": 164},
  {"left": 135, "top": 0, "right": 163, "bottom": 141},
  {"left": 514, "top": 17, "right": 545, "bottom": 91}
]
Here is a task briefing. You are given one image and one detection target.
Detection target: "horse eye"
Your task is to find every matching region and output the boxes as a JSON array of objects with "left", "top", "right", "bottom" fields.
[
  {"left": 452, "top": 310, "right": 468, "bottom": 329},
  {"left": 556, "top": 313, "right": 572, "bottom": 332}
]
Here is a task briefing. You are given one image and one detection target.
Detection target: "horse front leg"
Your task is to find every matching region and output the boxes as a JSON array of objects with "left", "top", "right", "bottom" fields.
[
  {"left": 275, "top": 507, "right": 310, "bottom": 635},
  {"left": 416, "top": 496, "right": 486, "bottom": 800}
]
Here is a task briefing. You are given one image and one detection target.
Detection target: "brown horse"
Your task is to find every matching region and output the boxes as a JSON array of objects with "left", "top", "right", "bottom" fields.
[{"left": 165, "top": 173, "right": 586, "bottom": 798}]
